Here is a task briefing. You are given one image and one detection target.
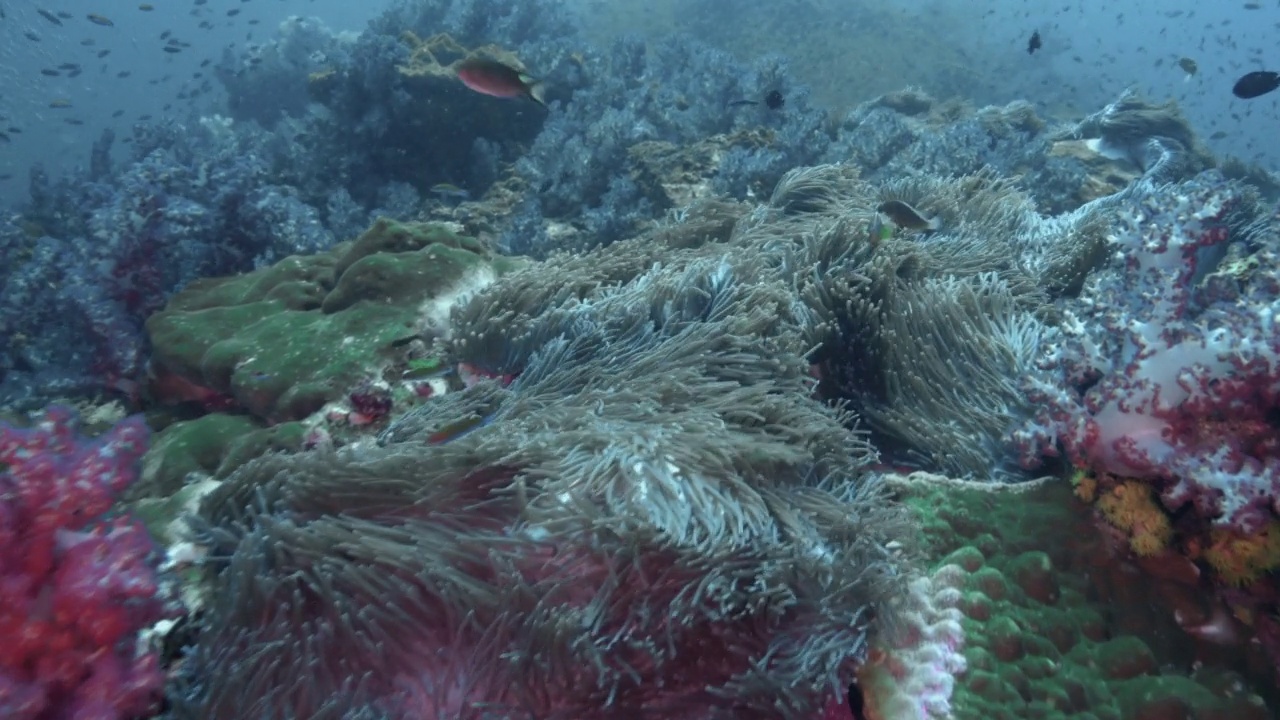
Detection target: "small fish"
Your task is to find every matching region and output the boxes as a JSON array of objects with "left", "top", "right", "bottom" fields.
[
  {"left": 1177, "top": 57, "right": 1197, "bottom": 76},
  {"left": 426, "top": 414, "right": 491, "bottom": 445},
  {"left": 40, "top": 68, "right": 61, "bottom": 76},
  {"left": 111, "top": 109, "right": 124, "bottom": 117},
  {"left": 64, "top": 118, "right": 84, "bottom": 125},
  {"left": 727, "top": 99, "right": 759, "bottom": 107},
  {"left": 97, "top": 49, "right": 110, "bottom": 57},
  {"left": 457, "top": 57, "right": 546, "bottom": 105},
  {"left": 430, "top": 182, "right": 470, "bottom": 200},
  {"left": 139, "top": 3, "right": 154, "bottom": 10},
  {"left": 163, "top": 46, "right": 181, "bottom": 53},
  {"left": 117, "top": 70, "right": 131, "bottom": 77},
  {"left": 867, "top": 213, "right": 893, "bottom": 246},
  {"left": 7, "top": 126, "right": 22, "bottom": 133},
  {"left": 402, "top": 357, "right": 454, "bottom": 379},
  {"left": 0, "top": 132, "right": 9, "bottom": 144},
  {"left": 764, "top": 89, "right": 784, "bottom": 110},
  {"left": 24, "top": 30, "right": 42, "bottom": 41},
  {"left": 226, "top": 8, "right": 240, "bottom": 16},
  {"left": 1209, "top": 130, "right": 1227, "bottom": 140},
  {"left": 1027, "top": 30, "right": 1041, "bottom": 54},
  {"left": 876, "top": 200, "right": 941, "bottom": 232},
  {"left": 86, "top": 13, "right": 113, "bottom": 26},
  {"left": 37, "top": 8, "right": 63, "bottom": 25},
  {"left": 49, "top": 99, "right": 72, "bottom": 107},
  {"left": 1232, "top": 70, "right": 1280, "bottom": 99}
]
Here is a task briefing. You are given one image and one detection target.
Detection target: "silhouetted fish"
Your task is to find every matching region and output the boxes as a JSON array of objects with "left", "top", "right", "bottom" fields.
[{"left": 1233, "top": 70, "right": 1280, "bottom": 99}]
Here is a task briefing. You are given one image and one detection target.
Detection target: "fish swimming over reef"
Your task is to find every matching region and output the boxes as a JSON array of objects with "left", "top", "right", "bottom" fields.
[
  {"left": 457, "top": 57, "right": 546, "bottom": 106},
  {"left": 876, "top": 199, "right": 941, "bottom": 232}
]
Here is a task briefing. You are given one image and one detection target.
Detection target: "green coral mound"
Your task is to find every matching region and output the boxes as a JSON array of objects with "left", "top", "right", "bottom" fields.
[
  {"left": 146, "top": 218, "right": 518, "bottom": 422},
  {"left": 896, "top": 474, "right": 1272, "bottom": 720}
]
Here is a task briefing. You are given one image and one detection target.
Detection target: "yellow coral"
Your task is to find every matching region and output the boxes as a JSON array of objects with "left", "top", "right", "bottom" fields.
[
  {"left": 1203, "top": 520, "right": 1280, "bottom": 586},
  {"left": 1071, "top": 469, "right": 1097, "bottom": 503},
  {"left": 1095, "top": 481, "right": 1173, "bottom": 557}
]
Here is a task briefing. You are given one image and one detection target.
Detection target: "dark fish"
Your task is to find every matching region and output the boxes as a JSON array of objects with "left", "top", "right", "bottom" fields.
[
  {"left": 877, "top": 199, "right": 941, "bottom": 232},
  {"left": 163, "top": 46, "right": 181, "bottom": 53},
  {"left": 97, "top": 49, "right": 110, "bottom": 57},
  {"left": 727, "top": 99, "right": 759, "bottom": 107},
  {"left": 40, "top": 68, "right": 61, "bottom": 76},
  {"left": 63, "top": 118, "right": 84, "bottom": 125},
  {"left": 0, "top": 131, "right": 9, "bottom": 144},
  {"left": 160, "top": 29, "right": 171, "bottom": 39},
  {"left": 457, "top": 57, "right": 546, "bottom": 105},
  {"left": 7, "top": 126, "right": 22, "bottom": 133},
  {"left": 58, "top": 62, "right": 80, "bottom": 70},
  {"left": 139, "top": 3, "right": 155, "bottom": 10},
  {"left": 86, "top": 13, "right": 114, "bottom": 26},
  {"left": 848, "top": 682, "right": 867, "bottom": 720},
  {"left": 24, "top": 30, "right": 42, "bottom": 41},
  {"left": 1027, "top": 30, "right": 1042, "bottom": 54},
  {"left": 1232, "top": 70, "right": 1280, "bottom": 99},
  {"left": 49, "top": 98, "right": 71, "bottom": 108},
  {"left": 111, "top": 109, "right": 124, "bottom": 117},
  {"left": 764, "top": 89, "right": 785, "bottom": 110},
  {"left": 37, "top": 8, "right": 63, "bottom": 25},
  {"left": 117, "top": 70, "right": 131, "bottom": 77},
  {"left": 1177, "top": 57, "right": 1197, "bottom": 76},
  {"left": 226, "top": 8, "right": 240, "bottom": 16}
]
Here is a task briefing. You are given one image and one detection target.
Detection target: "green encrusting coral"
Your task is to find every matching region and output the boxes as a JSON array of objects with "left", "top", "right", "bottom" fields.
[
  {"left": 145, "top": 218, "right": 519, "bottom": 422},
  {"left": 896, "top": 474, "right": 1270, "bottom": 720},
  {"left": 138, "top": 414, "right": 307, "bottom": 496}
]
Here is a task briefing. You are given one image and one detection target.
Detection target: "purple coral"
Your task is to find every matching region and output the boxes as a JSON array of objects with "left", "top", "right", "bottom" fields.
[{"left": 1015, "top": 172, "right": 1280, "bottom": 533}]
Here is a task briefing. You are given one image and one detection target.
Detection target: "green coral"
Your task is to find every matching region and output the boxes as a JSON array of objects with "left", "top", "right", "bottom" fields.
[
  {"left": 894, "top": 474, "right": 1272, "bottom": 720},
  {"left": 146, "top": 218, "right": 518, "bottom": 422}
]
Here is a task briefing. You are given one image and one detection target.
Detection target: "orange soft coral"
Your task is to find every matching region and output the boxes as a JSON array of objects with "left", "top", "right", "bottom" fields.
[
  {"left": 1202, "top": 519, "right": 1280, "bottom": 586},
  {"left": 1095, "top": 480, "right": 1173, "bottom": 557}
]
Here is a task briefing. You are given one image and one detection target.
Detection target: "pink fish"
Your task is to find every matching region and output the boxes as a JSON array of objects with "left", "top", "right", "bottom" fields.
[{"left": 456, "top": 57, "right": 546, "bottom": 106}]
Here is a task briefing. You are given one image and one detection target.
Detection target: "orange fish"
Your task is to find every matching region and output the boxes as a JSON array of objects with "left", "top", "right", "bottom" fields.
[{"left": 457, "top": 57, "right": 545, "bottom": 106}]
